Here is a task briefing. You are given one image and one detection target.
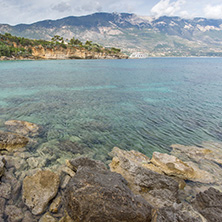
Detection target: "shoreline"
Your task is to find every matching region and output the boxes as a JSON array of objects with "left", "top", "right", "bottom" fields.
[{"left": 1, "top": 119, "right": 222, "bottom": 221}]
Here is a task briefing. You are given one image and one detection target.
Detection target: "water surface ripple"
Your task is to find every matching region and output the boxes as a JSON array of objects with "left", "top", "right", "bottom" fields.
[{"left": 0, "top": 58, "right": 222, "bottom": 161}]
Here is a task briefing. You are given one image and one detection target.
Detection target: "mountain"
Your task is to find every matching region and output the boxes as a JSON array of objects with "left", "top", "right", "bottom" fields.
[{"left": 1, "top": 12, "right": 222, "bottom": 57}]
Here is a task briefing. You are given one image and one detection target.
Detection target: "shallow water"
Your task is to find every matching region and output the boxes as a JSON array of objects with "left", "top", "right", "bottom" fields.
[{"left": 0, "top": 58, "right": 222, "bottom": 162}]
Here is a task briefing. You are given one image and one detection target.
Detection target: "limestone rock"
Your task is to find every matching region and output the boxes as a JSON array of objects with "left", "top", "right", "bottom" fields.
[
  {"left": 192, "top": 187, "right": 222, "bottom": 222},
  {"left": 0, "top": 156, "right": 6, "bottom": 177},
  {"left": 64, "top": 157, "right": 152, "bottom": 222},
  {"left": 5, "top": 119, "right": 41, "bottom": 137},
  {"left": 109, "top": 147, "right": 179, "bottom": 208},
  {"left": 39, "top": 212, "right": 58, "bottom": 222},
  {"left": 27, "top": 157, "right": 47, "bottom": 169},
  {"left": 49, "top": 196, "right": 62, "bottom": 213},
  {"left": 5, "top": 205, "right": 24, "bottom": 222},
  {"left": 0, "top": 131, "right": 29, "bottom": 151},
  {"left": 22, "top": 170, "right": 60, "bottom": 215},
  {"left": 59, "top": 211, "right": 74, "bottom": 222},
  {"left": 151, "top": 152, "right": 196, "bottom": 180},
  {"left": 60, "top": 175, "right": 71, "bottom": 189}
]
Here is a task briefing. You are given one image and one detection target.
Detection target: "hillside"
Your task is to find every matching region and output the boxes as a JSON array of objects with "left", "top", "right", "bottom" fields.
[
  {"left": 1, "top": 12, "right": 222, "bottom": 57},
  {"left": 0, "top": 33, "right": 127, "bottom": 60}
]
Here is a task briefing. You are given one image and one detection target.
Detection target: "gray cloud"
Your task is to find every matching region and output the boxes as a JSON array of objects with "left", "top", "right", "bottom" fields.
[{"left": 52, "top": 2, "right": 71, "bottom": 13}]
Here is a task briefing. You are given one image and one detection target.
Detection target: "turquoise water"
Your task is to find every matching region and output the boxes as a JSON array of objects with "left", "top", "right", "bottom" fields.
[{"left": 0, "top": 58, "right": 222, "bottom": 161}]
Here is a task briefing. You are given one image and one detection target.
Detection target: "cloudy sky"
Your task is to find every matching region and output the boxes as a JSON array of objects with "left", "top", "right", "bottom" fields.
[{"left": 1, "top": 0, "right": 222, "bottom": 25}]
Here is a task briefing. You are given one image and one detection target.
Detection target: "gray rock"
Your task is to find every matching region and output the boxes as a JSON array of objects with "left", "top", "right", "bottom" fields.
[
  {"left": 22, "top": 211, "right": 34, "bottom": 222},
  {"left": 0, "top": 182, "right": 12, "bottom": 199},
  {"left": 152, "top": 206, "right": 203, "bottom": 222},
  {"left": 64, "top": 157, "right": 152, "bottom": 222},
  {"left": 0, "top": 198, "right": 5, "bottom": 215},
  {"left": 5, "top": 205, "right": 24, "bottom": 222},
  {"left": 192, "top": 187, "right": 222, "bottom": 222}
]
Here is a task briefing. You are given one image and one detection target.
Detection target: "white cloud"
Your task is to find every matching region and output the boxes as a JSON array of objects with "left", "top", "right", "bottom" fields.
[
  {"left": 204, "top": 4, "right": 222, "bottom": 19},
  {"left": 151, "top": 0, "right": 186, "bottom": 18}
]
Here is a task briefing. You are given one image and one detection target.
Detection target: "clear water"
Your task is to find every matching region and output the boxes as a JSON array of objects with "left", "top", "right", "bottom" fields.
[{"left": 0, "top": 58, "right": 222, "bottom": 162}]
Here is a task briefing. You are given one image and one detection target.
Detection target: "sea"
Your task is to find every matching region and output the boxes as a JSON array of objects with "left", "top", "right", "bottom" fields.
[{"left": 0, "top": 58, "right": 222, "bottom": 163}]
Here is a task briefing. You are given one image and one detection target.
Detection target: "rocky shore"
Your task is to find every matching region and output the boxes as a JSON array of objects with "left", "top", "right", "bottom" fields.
[{"left": 1, "top": 119, "right": 222, "bottom": 221}]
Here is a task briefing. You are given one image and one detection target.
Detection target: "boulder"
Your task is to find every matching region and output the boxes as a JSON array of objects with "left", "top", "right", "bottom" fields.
[
  {"left": 109, "top": 147, "right": 179, "bottom": 208},
  {"left": 192, "top": 187, "right": 222, "bottom": 222},
  {"left": 64, "top": 157, "right": 153, "bottom": 222},
  {"left": 22, "top": 170, "right": 60, "bottom": 215},
  {"left": 0, "top": 131, "right": 29, "bottom": 151},
  {"left": 5, "top": 119, "right": 41, "bottom": 137}
]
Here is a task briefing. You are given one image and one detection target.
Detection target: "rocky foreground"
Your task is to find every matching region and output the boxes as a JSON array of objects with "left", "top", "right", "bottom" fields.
[{"left": 1, "top": 120, "right": 222, "bottom": 221}]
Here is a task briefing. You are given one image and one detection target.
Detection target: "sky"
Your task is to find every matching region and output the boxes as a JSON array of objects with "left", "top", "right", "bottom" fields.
[{"left": 1, "top": 0, "right": 222, "bottom": 25}]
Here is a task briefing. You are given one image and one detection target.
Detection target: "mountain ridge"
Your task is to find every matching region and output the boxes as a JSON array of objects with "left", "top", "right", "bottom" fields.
[{"left": 1, "top": 12, "right": 222, "bottom": 57}]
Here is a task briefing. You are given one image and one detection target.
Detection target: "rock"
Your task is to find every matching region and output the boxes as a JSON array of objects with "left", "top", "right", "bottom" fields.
[
  {"left": 109, "top": 147, "right": 179, "bottom": 208},
  {"left": 60, "top": 175, "right": 71, "bottom": 189},
  {"left": 0, "top": 182, "right": 12, "bottom": 199},
  {"left": 22, "top": 170, "right": 60, "bottom": 215},
  {"left": 171, "top": 143, "right": 222, "bottom": 185},
  {"left": 58, "top": 211, "right": 74, "bottom": 222},
  {"left": 0, "top": 131, "right": 29, "bottom": 151},
  {"left": 4, "top": 155, "right": 28, "bottom": 171},
  {"left": 27, "top": 157, "right": 47, "bottom": 169},
  {"left": 5, "top": 205, "right": 24, "bottom": 222},
  {"left": 64, "top": 157, "right": 152, "bottom": 222},
  {"left": 0, "top": 198, "right": 5, "bottom": 215},
  {"left": 151, "top": 152, "right": 196, "bottom": 180},
  {"left": 5, "top": 120, "right": 41, "bottom": 137},
  {"left": 49, "top": 196, "right": 62, "bottom": 213},
  {"left": 22, "top": 211, "right": 34, "bottom": 222},
  {"left": 192, "top": 187, "right": 222, "bottom": 222},
  {"left": 39, "top": 212, "right": 58, "bottom": 222},
  {"left": 66, "top": 157, "right": 107, "bottom": 172},
  {"left": 61, "top": 166, "right": 75, "bottom": 178},
  {"left": 151, "top": 205, "right": 204, "bottom": 222},
  {"left": 0, "top": 156, "right": 6, "bottom": 177}
]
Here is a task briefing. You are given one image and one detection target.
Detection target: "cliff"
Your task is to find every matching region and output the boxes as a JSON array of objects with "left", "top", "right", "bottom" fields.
[
  {"left": 0, "top": 33, "right": 128, "bottom": 60},
  {"left": 31, "top": 45, "right": 128, "bottom": 60}
]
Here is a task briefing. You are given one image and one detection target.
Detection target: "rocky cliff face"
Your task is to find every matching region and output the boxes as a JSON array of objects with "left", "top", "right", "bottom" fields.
[{"left": 31, "top": 45, "right": 128, "bottom": 60}]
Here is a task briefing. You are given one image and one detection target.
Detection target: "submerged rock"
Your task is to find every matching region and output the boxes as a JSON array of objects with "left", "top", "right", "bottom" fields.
[
  {"left": 0, "top": 131, "right": 29, "bottom": 151},
  {"left": 192, "top": 187, "right": 222, "bottom": 222},
  {"left": 109, "top": 147, "right": 179, "bottom": 208},
  {"left": 64, "top": 157, "right": 152, "bottom": 222},
  {"left": 5, "top": 119, "right": 41, "bottom": 137},
  {"left": 22, "top": 170, "right": 60, "bottom": 215}
]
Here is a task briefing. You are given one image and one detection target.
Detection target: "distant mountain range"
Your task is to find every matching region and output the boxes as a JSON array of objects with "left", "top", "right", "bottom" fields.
[{"left": 1, "top": 12, "right": 222, "bottom": 57}]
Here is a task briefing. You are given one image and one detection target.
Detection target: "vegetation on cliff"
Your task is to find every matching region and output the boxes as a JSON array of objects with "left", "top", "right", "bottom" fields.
[{"left": 0, "top": 33, "right": 123, "bottom": 59}]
